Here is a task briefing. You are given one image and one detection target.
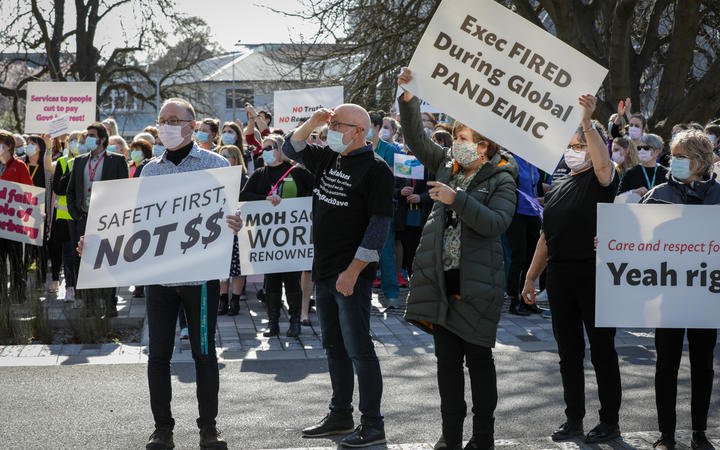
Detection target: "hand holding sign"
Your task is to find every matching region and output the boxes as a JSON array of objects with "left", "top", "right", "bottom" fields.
[
  {"left": 398, "top": 68, "right": 414, "bottom": 102},
  {"left": 225, "top": 212, "right": 243, "bottom": 235}
]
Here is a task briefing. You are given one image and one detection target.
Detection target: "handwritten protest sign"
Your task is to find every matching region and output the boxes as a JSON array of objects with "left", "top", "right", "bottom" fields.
[
  {"left": 237, "top": 197, "right": 313, "bottom": 275},
  {"left": 24, "top": 81, "right": 96, "bottom": 134},
  {"left": 402, "top": 0, "right": 608, "bottom": 174},
  {"left": 274, "top": 86, "right": 343, "bottom": 130},
  {"left": 596, "top": 203, "right": 720, "bottom": 328},
  {"left": 393, "top": 153, "right": 425, "bottom": 179},
  {"left": 76, "top": 166, "right": 244, "bottom": 289},
  {"left": 0, "top": 180, "right": 45, "bottom": 246}
]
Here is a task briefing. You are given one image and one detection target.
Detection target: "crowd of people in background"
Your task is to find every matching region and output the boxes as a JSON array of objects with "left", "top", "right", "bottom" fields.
[{"left": 0, "top": 78, "right": 718, "bottom": 449}]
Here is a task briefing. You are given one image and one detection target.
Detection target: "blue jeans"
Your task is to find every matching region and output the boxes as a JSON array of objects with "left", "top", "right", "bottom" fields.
[
  {"left": 316, "top": 275, "right": 383, "bottom": 424},
  {"left": 379, "top": 226, "right": 399, "bottom": 299},
  {"left": 146, "top": 281, "right": 220, "bottom": 429}
]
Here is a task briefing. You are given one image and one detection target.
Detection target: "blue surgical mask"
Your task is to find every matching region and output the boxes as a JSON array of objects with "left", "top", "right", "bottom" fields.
[
  {"left": 85, "top": 137, "right": 98, "bottom": 152},
  {"left": 68, "top": 140, "right": 79, "bottom": 155},
  {"left": 326, "top": 129, "right": 349, "bottom": 154},
  {"left": 366, "top": 127, "right": 374, "bottom": 139},
  {"left": 131, "top": 150, "right": 144, "bottom": 163},
  {"left": 153, "top": 145, "right": 165, "bottom": 157},
  {"left": 670, "top": 156, "right": 692, "bottom": 180},
  {"left": 221, "top": 132, "right": 235, "bottom": 145},
  {"left": 194, "top": 131, "right": 209, "bottom": 143},
  {"left": 25, "top": 144, "right": 37, "bottom": 157},
  {"left": 78, "top": 142, "right": 89, "bottom": 154},
  {"left": 62, "top": 148, "right": 69, "bottom": 158},
  {"left": 262, "top": 149, "right": 276, "bottom": 165},
  {"left": 15, "top": 146, "right": 25, "bottom": 156},
  {"left": 707, "top": 134, "right": 717, "bottom": 146},
  {"left": 107, "top": 144, "right": 117, "bottom": 153}
]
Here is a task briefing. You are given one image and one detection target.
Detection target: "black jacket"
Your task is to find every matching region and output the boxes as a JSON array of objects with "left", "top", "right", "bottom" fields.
[
  {"left": 641, "top": 174, "right": 720, "bottom": 205},
  {"left": 66, "top": 150, "right": 129, "bottom": 220}
]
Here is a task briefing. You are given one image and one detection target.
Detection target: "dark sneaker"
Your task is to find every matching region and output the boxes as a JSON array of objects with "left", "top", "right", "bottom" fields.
[
  {"left": 551, "top": 421, "right": 583, "bottom": 441},
  {"left": 434, "top": 434, "right": 462, "bottom": 450},
  {"left": 302, "top": 413, "right": 355, "bottom": 438},
  {"left": 146, "top": 427, "right": 174, "bottom": 449},
  {"left": 653, "top": 434, "right": 676, "bottom": 450},
  {"left": 585, "top": 423, "right": 620, "bottom": 443},
  {"left": 464, "top": 436, "right": 495, "bottom": 449},
  {"left": 199, "top": 425, "right": 227, "bottom": 449},
  {"left": 691, "top": 431, "right": 714, "bottom": 450},
  {"left": 340, "top": 423, "right": 386, "bottom": 448}
]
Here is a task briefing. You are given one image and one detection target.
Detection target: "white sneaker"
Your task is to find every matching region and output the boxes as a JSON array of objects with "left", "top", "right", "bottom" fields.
[
  {"left": 179, "top": 328, "right": 189, "bottom": 340},
  {"left": 65, "top": 287, "right": 75, "bottom": 302},
  {"left": 72, "top": 298, "right": 83, "bottom": 309}
]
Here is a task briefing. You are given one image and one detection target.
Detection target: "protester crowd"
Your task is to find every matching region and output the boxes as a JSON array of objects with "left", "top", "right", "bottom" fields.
[{"left": 0, "top": 67, "right": 718, "bottom": 449}]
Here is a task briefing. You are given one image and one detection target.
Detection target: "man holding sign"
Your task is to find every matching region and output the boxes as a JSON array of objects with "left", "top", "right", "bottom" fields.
[{"left": 283, "top": 104, "right": 394, "bottom": 447}]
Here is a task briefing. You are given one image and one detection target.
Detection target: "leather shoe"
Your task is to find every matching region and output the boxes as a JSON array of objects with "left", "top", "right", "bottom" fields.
[
  {"left": 585, "top": 423, "right": 620, "bottom": 443},
  {"left": 691, "top": 431, "right": 714, "bottom": 449},
  {"left": 302, "top": 413, "right": 354, "bottom": 438},
  {"left": 340, "top": 422, "right": 386, "bottom": 447},
  {"left": 522, "top": 302, "right": 546, "bottom": 314},
  {"left": 551, "top": 421, "right": 583, "bottom": 441},
  {"left": 653, "top": 434, "right": 676, "bottom": 449},
  {"left": 199, "top": 425, "right": 227, "bottom": 449},
  {"left": 146, "top": 427, "right": 174, "bottom": 449},
  {"left": 509, "top": 303, "right": 530, "bottom": 316},
  {"left": 434, "top": 434, "right": 462, "bottom": 450}
]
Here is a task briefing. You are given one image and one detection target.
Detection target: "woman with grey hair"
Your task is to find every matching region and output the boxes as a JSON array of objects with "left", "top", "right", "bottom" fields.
[
  {"left": 640, "top": 129, "right": 718, "bottom": 450},
  {"left": 617, "top": 133, "right": 668, "bottom": 197}
]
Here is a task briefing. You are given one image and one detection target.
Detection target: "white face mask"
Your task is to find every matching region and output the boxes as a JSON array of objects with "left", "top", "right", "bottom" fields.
[
  {"left": 25, "top": 143, "right": 38, "bottom": 157},
  {"left": 158, "top": 124, "right": 187, "bottom": 149},
  {"left": 628, "top": 126, "right": 643, "bottom": 140},
  {"left": 380, "top": 128, "right": 393, "bottom": 141},
  {"left": 564, "top": 149, "right": 591, "bottom": 172},
  {"left": 0, "top": 144, "right": 7, "bottom": 156},
  {"left": 611, "top": 152, "right": 625, "bottom": 164},
  {"left": 638, "top": 149, "right": 653, "bottom": 163}
]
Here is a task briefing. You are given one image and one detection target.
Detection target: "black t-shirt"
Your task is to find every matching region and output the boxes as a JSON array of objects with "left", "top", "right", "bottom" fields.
[
  {"left": 240, "top": 162, "right": 313, "bottom": 201},
  {"left": 543, "top": 168, "right": 619, "bottom": 263},
  {"left": 301, "top": 144, "right": 394, "bottom": 281},
  {"left": 617, "top": 164, "right": 668, "bottom": 194}
]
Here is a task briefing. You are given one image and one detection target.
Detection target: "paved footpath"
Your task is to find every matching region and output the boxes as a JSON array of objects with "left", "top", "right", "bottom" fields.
[{"left": 0, "top": 279, "right": 658, "bottom": 367}]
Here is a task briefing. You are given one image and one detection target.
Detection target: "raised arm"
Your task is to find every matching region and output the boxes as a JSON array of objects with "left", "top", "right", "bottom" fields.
[
  {"left": 580, "top": 95, "right": 614, "bottom": 186},
  {"left": 397, "top": 68, "right": 447, "bottom": 173}
]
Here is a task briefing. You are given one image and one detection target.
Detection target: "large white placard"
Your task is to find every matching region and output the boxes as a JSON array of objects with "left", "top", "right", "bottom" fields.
[
  {"left": 76, "top": 166, "right": 244, "bottom": 289},
  {"left": 402, "top": 0, "right": 608, "bottom": 174},
  {"left": 0, "top": 180, "right": 45, "bottom": 246},
  {"left": 237, "top": 197, "right": 313, "bottom": 275},
  {"left": 393, "top": 86, "right": 441, "bottom": 115},
  {"left": 273, "top": 86, "right": 343, "bottom": 130},
  {"left": 24, "top": 82, "right": 96, "bottom": 134},
  {"left": 596, "top": 203, "right": 720, "bottom": 329}
]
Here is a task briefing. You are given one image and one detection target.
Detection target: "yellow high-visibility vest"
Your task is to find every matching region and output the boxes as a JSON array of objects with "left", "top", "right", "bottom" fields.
[{"left": 55, "top": 156, "right": 73, "bottom": 221}]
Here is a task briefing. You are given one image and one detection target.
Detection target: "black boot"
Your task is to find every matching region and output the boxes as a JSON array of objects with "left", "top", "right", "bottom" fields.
[
  {"left": 286, "top": 291, "right": 301, "bottom": 338},
  {"left": 263, "top": 292, "right": 280, "bottom": 337},
  {"left": 508, "top": 296, "right": 530, "bottom": 316},
  {"left": 439, "top": 412, "right": 463, "bottom": 450},
  {"left": 218, "top": 293, "right": 229, "bottom": 315},
  {"left": 227, "top": 294, "right": 240, "bottom": 316}
]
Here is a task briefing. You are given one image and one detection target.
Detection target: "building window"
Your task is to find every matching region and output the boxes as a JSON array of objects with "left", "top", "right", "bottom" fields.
[{"left": 226, "top": 88, "right": 253, "bottom": 109}]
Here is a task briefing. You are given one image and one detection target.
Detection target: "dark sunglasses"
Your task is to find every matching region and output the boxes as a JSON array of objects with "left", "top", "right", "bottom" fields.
[
  {"left": 262, "top": 145, "right": 277, "bottom": 151},
  {"left": 637, "top": 145, "right": 652, "bottom": 151}
]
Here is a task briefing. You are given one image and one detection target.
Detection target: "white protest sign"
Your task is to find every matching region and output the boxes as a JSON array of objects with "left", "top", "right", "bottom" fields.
[
  {"left": 393, "top": 86, "right": 441, "bottom": 115},
  {"left": 76, "top": 166, "right": 244, "bottom": 289},
  {"left": 48, "top": 114, "right": 70, "bottom": 138},
  {"left": 596, "top": 203, "right": 720, "bottom": 328},
  {"left": 274, "top": 86, "right": 343, "bottom": 130},
  {"left": 237, "top": 197, "right": 313, "bottom": 275},
  {"left": 24, "top": 82, "right": 96, "bottom": 134},
  {"left": 402, "top": 0, "right": 608, "bottom": 174},
  {"left": 394, "top": 153, "right": 425, "bottom": 179},
  {"left": 0, "top": 180, "right": 45, "bottom": 246}
]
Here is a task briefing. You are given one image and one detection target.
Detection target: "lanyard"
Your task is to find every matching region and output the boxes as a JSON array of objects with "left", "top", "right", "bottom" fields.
[
  {"left": 29, "top": 165, "right": 39, "bottom": 180},
  {"left": 88, "top": 152, "right": 105, "bottom": 191},
  {"left": 267, "top": 165, "right": 295, "bottom": 196},
  {"left": 641, "top": 165, "right": 657, "bottom": 189}
]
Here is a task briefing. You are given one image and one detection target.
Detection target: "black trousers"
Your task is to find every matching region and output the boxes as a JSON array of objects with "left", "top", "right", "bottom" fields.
[
  {"left": 0, "top": 238, "right": 26, "bottom": 301},
  {"left": 265, "top": 271, "right": 301, "bottom": 317},
  {"left": 398, "top": 225, "right": 423, "bottom": 276},
  {"left": 505, "top": 213, "right": 541, "bottom": 299},
  {"left": 146, "top": 280, "right": 220, "bottom": 429},
  {"left": 546, "top": 261, "right": 621, "bottom": 425},
  {"left": 655, "top": 328, "right": 717, "bottom": 433},
  {"left": 433, "top": 325, "right": 497, "bottom": 448}
]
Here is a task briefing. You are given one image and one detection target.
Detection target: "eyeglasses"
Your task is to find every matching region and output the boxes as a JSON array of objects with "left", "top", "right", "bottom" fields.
[
  {"left": 156, "top": 119, "right": 193, "bottom": 126},
  {"left": 328, "top": 120, "right": 359, "bottom": 129},
  {"left": 262, "top": 145, "right": 277, "bottom": 151},
  {"left": 567, "top": 143, "right": 588, "bottom": 150},
  {"left": 637, "top": 145, "right": 652, "bottom": 151}
]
